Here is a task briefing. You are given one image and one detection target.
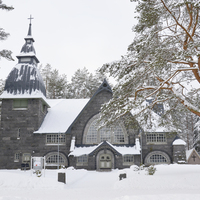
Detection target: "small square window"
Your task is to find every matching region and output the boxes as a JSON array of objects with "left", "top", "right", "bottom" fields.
[
  {"left": 77, "top": 155, "right": 88, "bottom": 166},
  {"left": 123, "top": 155, "right": 134, "bottom": 165},
  {"left": 22, "top": 153, "right": 31, "bottom": 162},
  {"left": 13, "top": 99, "right": 28, "bottom": 110}
]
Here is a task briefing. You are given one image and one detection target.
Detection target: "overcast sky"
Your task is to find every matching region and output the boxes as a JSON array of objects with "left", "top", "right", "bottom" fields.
[{"left": 0, "top": 0, "right": 137, "bottom": 81}]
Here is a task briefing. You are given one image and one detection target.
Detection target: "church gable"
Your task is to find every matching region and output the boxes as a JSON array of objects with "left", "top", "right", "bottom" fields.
[
  {"left": 67, "top": 79, "right": 113, "bottom": 145},
  {"left": 186, "top": 149, "right": 200, "bottom": 164}
]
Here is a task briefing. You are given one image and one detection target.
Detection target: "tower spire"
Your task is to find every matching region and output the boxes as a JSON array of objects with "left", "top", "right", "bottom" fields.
[
  {"left": 27, "top": 15, "right": 34, "bottom": 36},
  {"left": 16, "top": 16, "right": 39, "bottom": 64}
]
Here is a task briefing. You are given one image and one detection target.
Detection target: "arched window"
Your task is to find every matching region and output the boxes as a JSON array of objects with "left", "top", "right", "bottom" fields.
[
  {"left": 86, "top": 120, "right": 98, "bottom": 143},
  {"left": 83, "top": 115, "right": 128, "bottom": 144},
  {"left": 149, "top": 154, "right": 167, "bottom": 163},
  {"left": 45, "top": 152, "right": 68, "bottom": 167},
  {"left": 145, "top": 151, "right": 171, "bottom": 165}
]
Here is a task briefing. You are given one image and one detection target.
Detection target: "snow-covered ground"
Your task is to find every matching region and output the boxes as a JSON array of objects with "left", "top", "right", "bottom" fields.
[{"left": 0, "top": 164, "right": 200, "bottom": 200}]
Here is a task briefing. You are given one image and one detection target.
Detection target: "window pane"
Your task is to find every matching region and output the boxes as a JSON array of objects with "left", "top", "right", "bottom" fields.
[
  {"left": 149, "top": 154, "right": 167, "bottom": 163},
  {"left": 86, "top": 120, "right": 97, "bottom": 143},
  {"left": 13, "top": 99, "right": 28, "bottom": 108},
  {"left": 114, "top": 126, "right": 125, "bottom": 143},
  {"left": 100, "top": 127, "right": 111, "bottom": 142},
  {"left": 123, "top": 155, "right": 134, "bottom": 163},
  {"left": 77, "top": 155, "right": 88, "bottom": 163},
  {"left": 46, "top": 154, "right": 65, "bottom": 163},
  {"left": 46, "top": 134, "right": 65, "bottom": 144},
  {"left": 86, "top": 118, "right": 125, "bottom": 144},
  {"left": 146, "top": 133, "right": 166, "bottom": 143}
]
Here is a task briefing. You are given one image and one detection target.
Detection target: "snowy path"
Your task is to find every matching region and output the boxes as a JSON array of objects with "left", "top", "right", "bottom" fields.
[{"left": 0, "top": 165, "right": 200, "bottom": 200}]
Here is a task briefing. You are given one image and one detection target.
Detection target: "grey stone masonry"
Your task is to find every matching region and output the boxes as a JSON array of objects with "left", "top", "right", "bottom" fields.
[
  {"left": 0, "top": 98, "right": 47, "bottom": 169},
  {"left": 173, "top": 145, "right": 186, "bottom": 164},
  {"left": 141, "top": 132, "right": 177, "bottom": 164}
]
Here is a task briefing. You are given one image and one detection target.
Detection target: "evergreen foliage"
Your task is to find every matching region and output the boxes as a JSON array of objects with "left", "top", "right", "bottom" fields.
[
  {"left": 100, "top": 0, "right": 200, "bottom": 128},
  {"left": 146, "top": 165, "right": 156, "bottom": 175},
  {"left": 0, "top": 1, "right": 14, "bottom": 61},
  {"left": 39, "top": 64, "right": 67, "bottom": 99},
  {"left": 66, "top": 67, "right": 108, "bottom": 99},
  {"left": 39, "top": 65, "right": 108, "bottom": 99}
]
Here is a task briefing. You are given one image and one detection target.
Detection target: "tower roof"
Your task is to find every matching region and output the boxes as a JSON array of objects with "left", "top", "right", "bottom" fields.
[
  {"left": 16, "top": 16, "right": 39, "bottom": 64},
  {"left": 0, "top": 17, "right": 46, "bottom": 99}
]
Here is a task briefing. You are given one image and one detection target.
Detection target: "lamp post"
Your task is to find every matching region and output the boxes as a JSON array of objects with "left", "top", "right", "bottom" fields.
[{"left": 58, "top": 132, "right": 60, "bottom": 169}]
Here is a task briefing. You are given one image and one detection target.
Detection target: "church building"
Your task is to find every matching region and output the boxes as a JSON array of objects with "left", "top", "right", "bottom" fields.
[{"left": 0, "top": 21, "right": 186, "bottom": 170}]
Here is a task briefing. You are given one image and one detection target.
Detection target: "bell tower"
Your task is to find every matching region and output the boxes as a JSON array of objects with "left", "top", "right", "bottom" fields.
[{"left": 0, "top": 17, "right": 49, "bottom": 169}]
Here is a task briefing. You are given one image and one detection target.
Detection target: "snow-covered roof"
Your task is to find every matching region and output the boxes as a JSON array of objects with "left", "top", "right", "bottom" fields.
[
  {"left": 1, "top": 63, "right": 46, "bottom": 98},
  {"left": 186, "top": 148, "right": 200, "bottom": 161},
  {"left": 186, "top": 149, "right": 194, "bottom": 160},
  {"left": 34, "top": 99, "right": 89, "bottom": 134},
  {"left": 69, "top": 139, "right": 141, "bottom": 157},
  {"left": 0, "top": 89, "right": 46, "bottom": 99},
  {"left": 172, "top": 139, "right": 186, "bottom": 146}
]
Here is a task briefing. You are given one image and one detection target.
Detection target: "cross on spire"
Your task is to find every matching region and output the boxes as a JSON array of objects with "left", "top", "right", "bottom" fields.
[
  {"left": 192, "top": 154, "right": 196, "bottom": 162},
  {"left": 28, "top": 15, "right": 34, "bottom": 24}
]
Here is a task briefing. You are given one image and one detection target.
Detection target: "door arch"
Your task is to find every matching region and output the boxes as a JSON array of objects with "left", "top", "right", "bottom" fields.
[{"left": 96, "top": 149, "right": 114, "bottom": 170}]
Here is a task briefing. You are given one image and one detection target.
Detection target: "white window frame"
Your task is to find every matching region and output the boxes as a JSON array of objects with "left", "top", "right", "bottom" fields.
[
  {"left": 14, "top": 153, "right": 20, "bottom": 162},
  {"left": 22, "top": 153, "right": 31, "bottom": 163},
  {"left": 77, "top": 155, "right": 88, "bottom": 166},
  {"left": 149, "top": 154, "right": 167, "bottom": 163},
  {"left": 145, "top": 151, "right": 171, "bottom": 165},
  {"left": 85, "top": 117, "right": 126, "bottom": 145},
  {"left": 123, "top": 155, "right": 134, "bottom": 165},
  {"left": 13, "top": 99, "right": 28, "bottom": 110},
  {"left": 46, "top": 154, "right": 65, "bottom": 165},
  {"left": 46, "top": 134, "right": 66, "bottom": 145},
  {"left": 45, "top": 152, "right": 68, "bottom": 167},
  {"left": 146, "top": 133, "right": 166, "bottom": 144}
]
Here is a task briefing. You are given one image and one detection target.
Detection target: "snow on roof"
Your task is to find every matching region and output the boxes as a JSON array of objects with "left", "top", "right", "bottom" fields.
[
  {"left": 172, "top": 139, "right": 186, "bottom": 146},
  {"left": 186, "top": 149, "right": 200, "bottom": 161},
  {"left": 34, "top": 99, "right": 89, "bottom": 134},
  {"left": 69, "top": 139, "right": 141, "bottom": 157},
  {"left": 0, "top": 89, "right": 46, "bottom": 99},
  {"left": 69, "top": 145, "right": 101, "bottom": 156},
  {"left": 186, "top": 149, "right": 194, "bottom": 160},
  {"left": 17, "top": 52, "right": 36, "bottom": 57}
]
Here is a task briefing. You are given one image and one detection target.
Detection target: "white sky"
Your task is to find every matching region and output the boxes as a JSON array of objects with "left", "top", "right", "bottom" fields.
[{"left": 0, "top": 0, "right": 137, "bottom": 81}]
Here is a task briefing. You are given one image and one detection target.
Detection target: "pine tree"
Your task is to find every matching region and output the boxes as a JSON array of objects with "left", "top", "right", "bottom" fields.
[
  {"left": 0, "top": 1, "right": 14, "bottom": 61},
  {"left": 100, "top": 0, "right": 200, "bottom": 126},
  {"left": 66, "top": 67, "right": 108, "bottom": 99},
  {"left": 39, "top": 64, "right": 67, "bottom": 99}
]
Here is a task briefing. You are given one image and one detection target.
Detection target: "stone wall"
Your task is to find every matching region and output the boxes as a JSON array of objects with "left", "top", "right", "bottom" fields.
[
  {"left": 173, "top": 145, "right": 186, "bottom": 163},
  {"left": 141, "top": 132, "right": 177, "bottom": 164},
  {"left": 0, "top": 98, "right": 48, "bottom": 169}
]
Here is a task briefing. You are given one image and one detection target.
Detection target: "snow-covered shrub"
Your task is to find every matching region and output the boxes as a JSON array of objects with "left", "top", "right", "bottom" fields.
[
  {"left": 132, "top": 164, "right": 145, "bottom": 171},
  {"left": 146, "top": 165, "right": 156, "bottom": 175}
]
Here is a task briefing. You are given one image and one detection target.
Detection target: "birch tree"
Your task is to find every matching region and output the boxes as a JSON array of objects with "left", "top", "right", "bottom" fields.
[{"left": 100, "top": 0, "right": 200, "bottom": 126}]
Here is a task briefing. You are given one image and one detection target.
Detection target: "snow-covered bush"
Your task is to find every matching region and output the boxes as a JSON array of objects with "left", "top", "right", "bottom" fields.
[{"left": 146, "top": 165, "right": 156, "bottom": 175}]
